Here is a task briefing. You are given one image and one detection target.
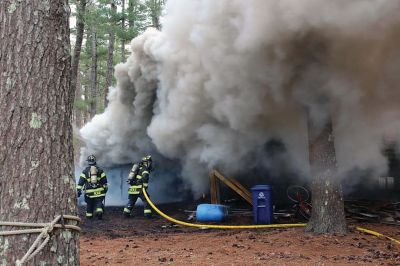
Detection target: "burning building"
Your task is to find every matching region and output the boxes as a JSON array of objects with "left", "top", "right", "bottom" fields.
[{"left": 79, "top": 0, "right": 400, "bottom": 203}]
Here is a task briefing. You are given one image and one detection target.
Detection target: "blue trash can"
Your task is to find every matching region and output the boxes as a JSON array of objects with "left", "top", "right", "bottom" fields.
[{"left": 251, "top": 185, "right": 273, "bottom": 224}]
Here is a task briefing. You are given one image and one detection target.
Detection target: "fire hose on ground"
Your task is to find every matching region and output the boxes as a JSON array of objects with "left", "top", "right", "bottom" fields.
[{"left": 142, "top": 188, "right": 400, "bottom": 245}]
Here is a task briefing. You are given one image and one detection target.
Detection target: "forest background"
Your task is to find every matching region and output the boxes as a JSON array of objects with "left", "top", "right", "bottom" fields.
[{"left": 70, "top": 0, "right": 164, "bottom": 131}]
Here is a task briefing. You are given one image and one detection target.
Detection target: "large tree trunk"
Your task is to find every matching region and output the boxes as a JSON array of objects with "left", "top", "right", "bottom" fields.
[
  {"left": 0, "top": 0, "right": 79, "bottom": 264},
  {"left": 104, "top": 1, "right": 117, "bottom": 107},
  {"left": 305, "top": 111, "right": 347, "bottom": 234},
  {"left": 89, "top": 26, "right": 97, "bottom": 118},
  {"left": 121, "top": 0, "right": 126, "bottom": 61}
]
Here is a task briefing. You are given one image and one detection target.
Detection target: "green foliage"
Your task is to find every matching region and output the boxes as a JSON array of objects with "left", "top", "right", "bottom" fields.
[{"left": 71, "top": 0, "right": 165, "bottom": 116}]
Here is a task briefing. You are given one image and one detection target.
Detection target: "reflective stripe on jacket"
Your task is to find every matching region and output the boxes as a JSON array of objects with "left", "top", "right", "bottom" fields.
[
  {"left": 128, "top": 185, "right": 142, "bottom": 195},
  {"left": 85, "top": 187, "right": 106, "bottom": 198}
]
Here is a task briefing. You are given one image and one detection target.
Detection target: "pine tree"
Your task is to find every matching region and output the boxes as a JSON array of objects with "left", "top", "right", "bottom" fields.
[
  {"left": 71, "top": 0, "right": 87, "bottom": 127},
  {"left": 105, "top": 1, "right": 117, "bottom": 107},
  {"left": 0, "top": 0, "right": 79, "bottom": 263},
  {"left": 145, "top": 0, "right": 164, "bottom": 29},
  {"left": 305, "top": 110, "right": 347, "bottom": 234},
  {"left": 69, "top": 0, "right": 165, "bottom": 118}
]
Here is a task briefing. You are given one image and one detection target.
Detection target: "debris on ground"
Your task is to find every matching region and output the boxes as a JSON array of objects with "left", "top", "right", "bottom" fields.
[
  {"left": 80, "top": 205, "right": 400, "bottom": 266},
  {"left": 345, "top": 200, "right": 400, "bottom": 225}
]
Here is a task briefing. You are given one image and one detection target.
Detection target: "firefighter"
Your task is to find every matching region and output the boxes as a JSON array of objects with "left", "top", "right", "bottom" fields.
[
  {"left": 123, "top": 155, "right": 153, "bottom": 218},
  {"left": 77, "top": 155, "right": 108, "bottom": 220}
]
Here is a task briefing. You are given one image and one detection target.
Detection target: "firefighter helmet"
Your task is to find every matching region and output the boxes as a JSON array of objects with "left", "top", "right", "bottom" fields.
[
  {"left": 141, "top": 155, "right": 152, "bottom": 169},
  {"left": 87, "top": 155, "right": 96, "bottom": 165},
  {"left": 141, "top": 155, "right": 152, "bottom": 162}
]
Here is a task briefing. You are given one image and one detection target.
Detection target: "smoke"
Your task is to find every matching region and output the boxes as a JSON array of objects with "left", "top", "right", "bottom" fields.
[{"left": 80, "top": 0, "right": 400, "bottom": 198}]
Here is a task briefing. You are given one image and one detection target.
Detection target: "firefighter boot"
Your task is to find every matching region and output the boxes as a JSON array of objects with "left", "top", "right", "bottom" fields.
[
  {"left": 123, "top": 207, "right": 132, "bottom": 218},
  {"left": 144, "top": 208, "right": 152, "bottom": 219},
  {"left": 95, "top": 208, "right": 103, "bottom": 220}
]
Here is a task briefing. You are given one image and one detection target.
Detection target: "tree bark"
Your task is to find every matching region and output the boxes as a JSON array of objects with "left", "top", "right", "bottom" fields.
[
  {"left": 89, "top": 25, "right": 97, "bottom": 118},
  {"left": 0, "top": 0, "right": 79, "bottom": 264},
  {"left": 305, "top": 111, "right": 347, "bottom": 234},
  {"left": 104, "top": 1, "right": 117, "bottom": 107}
]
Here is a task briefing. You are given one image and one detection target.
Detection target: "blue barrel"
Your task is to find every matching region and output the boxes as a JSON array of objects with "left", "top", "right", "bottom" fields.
[
  {"left": 196, "top": 204, "right": 228, "bottom": 222},
  {"left": 251, "top": 185, "right": 273, "bottom": 224}
]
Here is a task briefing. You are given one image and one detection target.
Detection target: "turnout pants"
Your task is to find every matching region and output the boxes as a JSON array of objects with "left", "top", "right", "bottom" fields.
[
  {"left": 123, "top": 191, "right": 152, "bottom": 217},
  {"left": 85, "top": 195, "right": 104, "bottom": 218}
]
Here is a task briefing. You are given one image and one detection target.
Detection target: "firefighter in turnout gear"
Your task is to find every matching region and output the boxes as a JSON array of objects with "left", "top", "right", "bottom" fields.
[
  {"left": 77, "top": 155, "right": 108, "bottom": 220},
  {"left": 123, "top": 155, "right": 153, "bottom": 218}
]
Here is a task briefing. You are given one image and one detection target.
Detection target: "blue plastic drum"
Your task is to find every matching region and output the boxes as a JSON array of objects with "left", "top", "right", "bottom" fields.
[{"left": 196, "top": 204, "right": 228, "bottom": 222}]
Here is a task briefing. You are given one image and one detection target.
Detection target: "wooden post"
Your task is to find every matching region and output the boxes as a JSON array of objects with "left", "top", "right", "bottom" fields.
[
  {"left": 210, "top": 170, "right": 253, "bottom": 206},
  {"left": 210, "top": 170, "right": 220, "bottom": 204}
]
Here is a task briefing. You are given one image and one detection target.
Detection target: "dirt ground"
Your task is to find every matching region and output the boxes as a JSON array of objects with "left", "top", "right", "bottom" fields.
[{"left": 80, "top": 205, "right": 400, "bottom": 266}]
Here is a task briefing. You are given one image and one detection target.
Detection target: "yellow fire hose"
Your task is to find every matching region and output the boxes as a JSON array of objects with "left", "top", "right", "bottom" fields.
[
  {"left": 142, "top": 189, "right": 400, "bottom": 245},
  {"left": 142, "top": 188, "right": 306, "bottom": 229},
  {"left": 356, "top": 227, "right": 400, "bottom": 245}
]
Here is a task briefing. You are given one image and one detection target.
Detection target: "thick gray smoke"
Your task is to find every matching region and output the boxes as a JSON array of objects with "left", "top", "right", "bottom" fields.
[{"left": 80, "top": 0, "right": 400, "bottom": 197}]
